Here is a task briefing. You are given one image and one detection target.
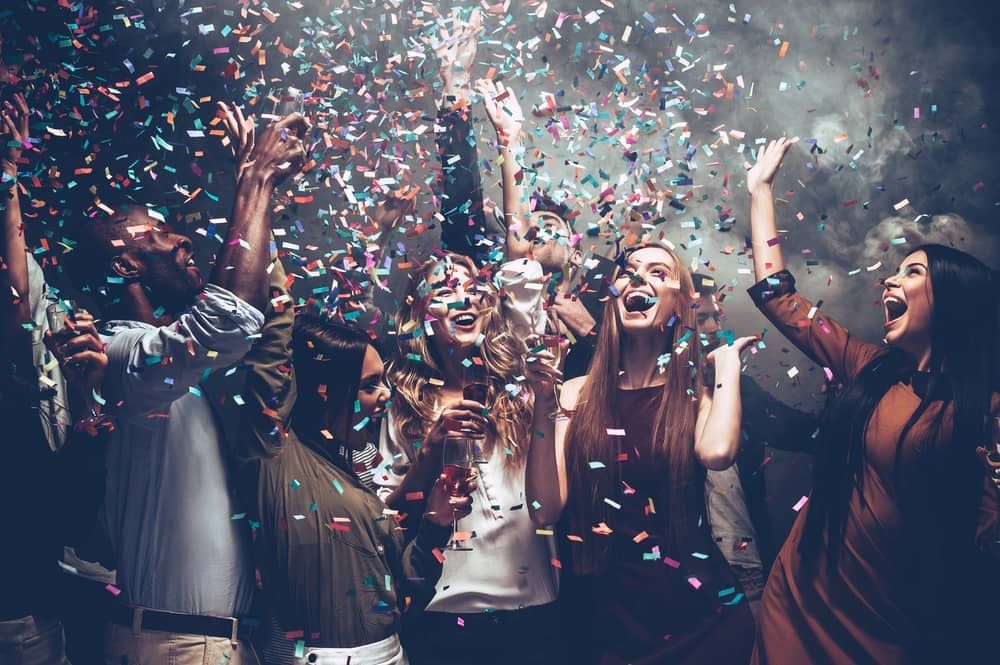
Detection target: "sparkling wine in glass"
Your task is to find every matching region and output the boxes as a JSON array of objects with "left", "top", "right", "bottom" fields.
[{"left": 442, "top": 435, "right": 475, "bottom": 551}]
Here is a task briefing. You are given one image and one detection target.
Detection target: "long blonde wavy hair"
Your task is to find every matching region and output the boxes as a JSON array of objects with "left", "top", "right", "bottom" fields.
[
  {"left": 388, "top": 252, "right": 532, "bottom": 467},
  {"left": 563, "top": 242, "right": 705, "bottom": 574}
]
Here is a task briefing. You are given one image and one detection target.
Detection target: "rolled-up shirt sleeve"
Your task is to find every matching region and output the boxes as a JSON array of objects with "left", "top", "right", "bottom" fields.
[{"left": 104, "top": 284, "right": 264, "bottom": 409}]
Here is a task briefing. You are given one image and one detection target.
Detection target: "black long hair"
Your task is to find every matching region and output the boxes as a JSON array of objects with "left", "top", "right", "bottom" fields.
[
  {"left": 290, "top": 313, "right": 373, "bottom": 454},
  {"left": 800, "top": 244, "right": 997, "bottom": 655}
]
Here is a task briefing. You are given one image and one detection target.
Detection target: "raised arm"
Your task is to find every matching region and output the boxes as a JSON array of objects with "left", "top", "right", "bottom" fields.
[
  {"left": 432, "top": 10, "right": 492, "bottom": 262},
  {"left": 476, "top": 79, "right": 531, "bottom": 261},
  {"left": 694, "top": 336, "right": 757, "bottom": 470},
  {"left": 228, "top": 258, "right": 295, "bottom": 462},
  {"left": 526, "top": 371, "right": 576, "bottom": 527},
  {"left": 0, "top": 93, "right": 32, "bottom": 380},
  {"left": 212, "top": 103, "right": 308, "bottom": 311},
  {"left": 746, "top": 137, "right": 794, "bottom": 280},
  {"left": 745, "top": 137, "right": 880, "bottom": 381}
]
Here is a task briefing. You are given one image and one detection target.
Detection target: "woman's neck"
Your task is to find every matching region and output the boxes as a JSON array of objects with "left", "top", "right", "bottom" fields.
[{"left": 619, "top": 331, "right": 667, "bottom": 389}]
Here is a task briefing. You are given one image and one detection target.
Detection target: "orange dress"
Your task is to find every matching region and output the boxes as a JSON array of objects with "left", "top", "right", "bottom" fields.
[{"left": 748, "top": 271, "right": 999, "bottom": 664}]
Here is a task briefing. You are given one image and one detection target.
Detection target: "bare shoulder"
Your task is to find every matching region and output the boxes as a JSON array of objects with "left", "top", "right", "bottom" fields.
[{"left": 559, "top": 376, "right": 587, "bottom": 412}]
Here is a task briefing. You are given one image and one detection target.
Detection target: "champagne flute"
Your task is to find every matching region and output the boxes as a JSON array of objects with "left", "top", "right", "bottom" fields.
[
  {"left": 46, "top": 299, "right": 86, "bottom": 372},
  {"left": 442, "top": 435, "right": 476, "bottom": 551},
  {"left": 46, "top": 299, "right": 77, "bottom": 335}
]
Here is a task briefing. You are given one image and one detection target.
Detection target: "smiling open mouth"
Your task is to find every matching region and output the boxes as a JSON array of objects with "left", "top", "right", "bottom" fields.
[
  {"left": 453, "top": 312, "right": 477, "bottom": 327},
  {"left": 884, "top": 296, "right": 907, "bottom": 324},
  {"left": 624, "top": 293, "right": 656, "bottom": 313}
]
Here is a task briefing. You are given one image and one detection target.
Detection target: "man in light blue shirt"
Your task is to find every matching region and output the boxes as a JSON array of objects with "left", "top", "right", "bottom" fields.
[{"left": 67, "top": 106, "right": 309, "bottom": 665}]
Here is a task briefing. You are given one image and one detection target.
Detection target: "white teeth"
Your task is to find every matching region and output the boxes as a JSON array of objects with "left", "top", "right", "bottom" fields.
[{"left": 453, "top": 313, "right": 476, "bottom": 326}]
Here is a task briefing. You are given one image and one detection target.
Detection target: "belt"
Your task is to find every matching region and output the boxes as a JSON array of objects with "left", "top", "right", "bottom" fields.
[
  {"left": 109, "top": 604, "right": 255, "bottom": 642},
  {"left": 422, "top": 602, "right": 561, "bottom": 629}
]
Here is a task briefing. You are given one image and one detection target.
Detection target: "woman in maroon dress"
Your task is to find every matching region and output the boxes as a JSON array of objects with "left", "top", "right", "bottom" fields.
[
  {"left": 524, "top": 242, "right": 757, "bottom": 664},
  {"left": 745, "top": 137, "right": 999, "bottom": 664}
]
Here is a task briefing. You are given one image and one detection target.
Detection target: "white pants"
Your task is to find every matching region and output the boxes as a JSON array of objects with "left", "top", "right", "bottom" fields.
[{"left": 298, "top": 634, "right": 407, "bottom": 665}]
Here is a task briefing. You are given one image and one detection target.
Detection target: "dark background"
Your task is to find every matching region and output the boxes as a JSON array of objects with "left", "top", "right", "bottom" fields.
[{"left": 3, "top": 0, "right": 999, "bottom": 527}]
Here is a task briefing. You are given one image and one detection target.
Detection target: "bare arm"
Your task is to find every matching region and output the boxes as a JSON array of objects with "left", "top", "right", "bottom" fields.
[
  {"left": 746, "top": 138, "right": 795, "bottom": 280},
  {"left": 476, "top": 79, "right": 531, "bottom": 260},
  {"left": 0, "top": 93, "right": 33, "bottom": 379},
  {"left": 694, "top": 336, "right": 757, "bottom": 470},
  {"left": 526, "top": 372, "right": 577, "bottom": 526},
  {"left": 212, "top": 104, "right": 308, "bottom": 311}
]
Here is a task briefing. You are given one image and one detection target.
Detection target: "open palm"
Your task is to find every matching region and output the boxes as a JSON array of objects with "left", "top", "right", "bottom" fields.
[{"left": 746, "top": 137, "right": 794, "bottom": 195}]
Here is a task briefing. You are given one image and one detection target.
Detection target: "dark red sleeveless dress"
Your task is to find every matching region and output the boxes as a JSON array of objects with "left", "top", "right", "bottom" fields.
[{"left": 560, "top": 385, "right": 755, "bottom": 665}]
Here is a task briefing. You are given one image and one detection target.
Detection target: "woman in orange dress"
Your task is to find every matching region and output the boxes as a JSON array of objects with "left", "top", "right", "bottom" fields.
[{"left": 745, "top": 137, "right": 999, "bottom": 664}]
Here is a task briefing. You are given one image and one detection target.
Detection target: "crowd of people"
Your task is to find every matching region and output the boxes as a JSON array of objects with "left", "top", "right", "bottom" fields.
[{"left": 2, "top": 11, "right": 998, "bottom": 665}]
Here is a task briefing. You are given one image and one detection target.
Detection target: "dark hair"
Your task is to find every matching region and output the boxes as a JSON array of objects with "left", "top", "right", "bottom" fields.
[
  {"left": 290, "top": 313, "right": 374, "bottom": 444},
  {"left": 530, "top": 190, "right": 574, "bottom": 229},
  {"left": 64, "top": 191, "right": 142, "bottom": 303},
  {"left": 801, "top": 244, "right": 997, "bottom": 653},
  {"left": 691, "top": 273, "right": 718, "bottom": 298}
]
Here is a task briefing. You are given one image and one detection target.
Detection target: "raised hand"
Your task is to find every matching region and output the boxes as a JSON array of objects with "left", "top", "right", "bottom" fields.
[
  {"left": 216, "top": 102, "right": 256, "bottom": 181},
  {"left": 746, "top": 137, "right": 795, "bottom": 196},
  {"left": 475, "top": 78, "right": 524, "bottom": 145},
  {"left": 220, "top": 103, "right": 310, "bottom": 186},
  {"left": 1, "top": 92, "right": 30, "bottom": 175},
  {"left": 523, "top": 336, "right": 564, "bottom": 392},
  {"left": 705, "top": 335, "right": 759, "bottom": 373},
  {"left": 431, "top": 8, "right": 482, "bottom": 93},
  {"left": 370, "top": 187, "right": 417, "bottom": 236}
]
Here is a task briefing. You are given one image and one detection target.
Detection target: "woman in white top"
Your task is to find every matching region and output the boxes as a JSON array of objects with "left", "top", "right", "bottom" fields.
[{"left": 375, "top": 250, "right": 562, "bottom": 665}]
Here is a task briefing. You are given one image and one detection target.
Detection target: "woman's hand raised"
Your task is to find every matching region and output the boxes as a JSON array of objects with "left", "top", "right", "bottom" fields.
[{"left": 746, "top": 137, "right": 795, "bottom": 197}]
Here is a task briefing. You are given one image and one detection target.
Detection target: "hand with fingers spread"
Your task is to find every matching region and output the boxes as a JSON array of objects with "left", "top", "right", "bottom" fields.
[
  {"left": 1, "top": 92, "right": 30, "bottom": 176},
  {"left": 746, "top": 137, "right": 796, "bottom": 197},
  {"left": 432, "top": 8, "right": 483, "bottom": 97},
  {"left": 219, "top": 102, "right": 310, "bottom": 186},
  {"left": 420, "top": 399, "right": 491, "bottom": 463},
  {"left": 424, "top": 471, "right": 477, "bottom": 527},
  {"left": 44, "top": 310, "right": 108, "bottom": 410},
  {"left": 216, "top": 101, "right": 256, "bottom": 182},
  {"left": 475, "top": 78, "right": 524, "bottom": 146}
]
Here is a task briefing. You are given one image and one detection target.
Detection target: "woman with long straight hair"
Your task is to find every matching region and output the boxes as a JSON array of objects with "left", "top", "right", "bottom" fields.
[
  {"left": 524, "top": 242, "right": 757, "bottom": 664},
  {"left": 375, "top": 251, "right": 564, "bottom": 665},
  {"left": 745, "top": 137, "right": 999, "bottom": 664}
]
